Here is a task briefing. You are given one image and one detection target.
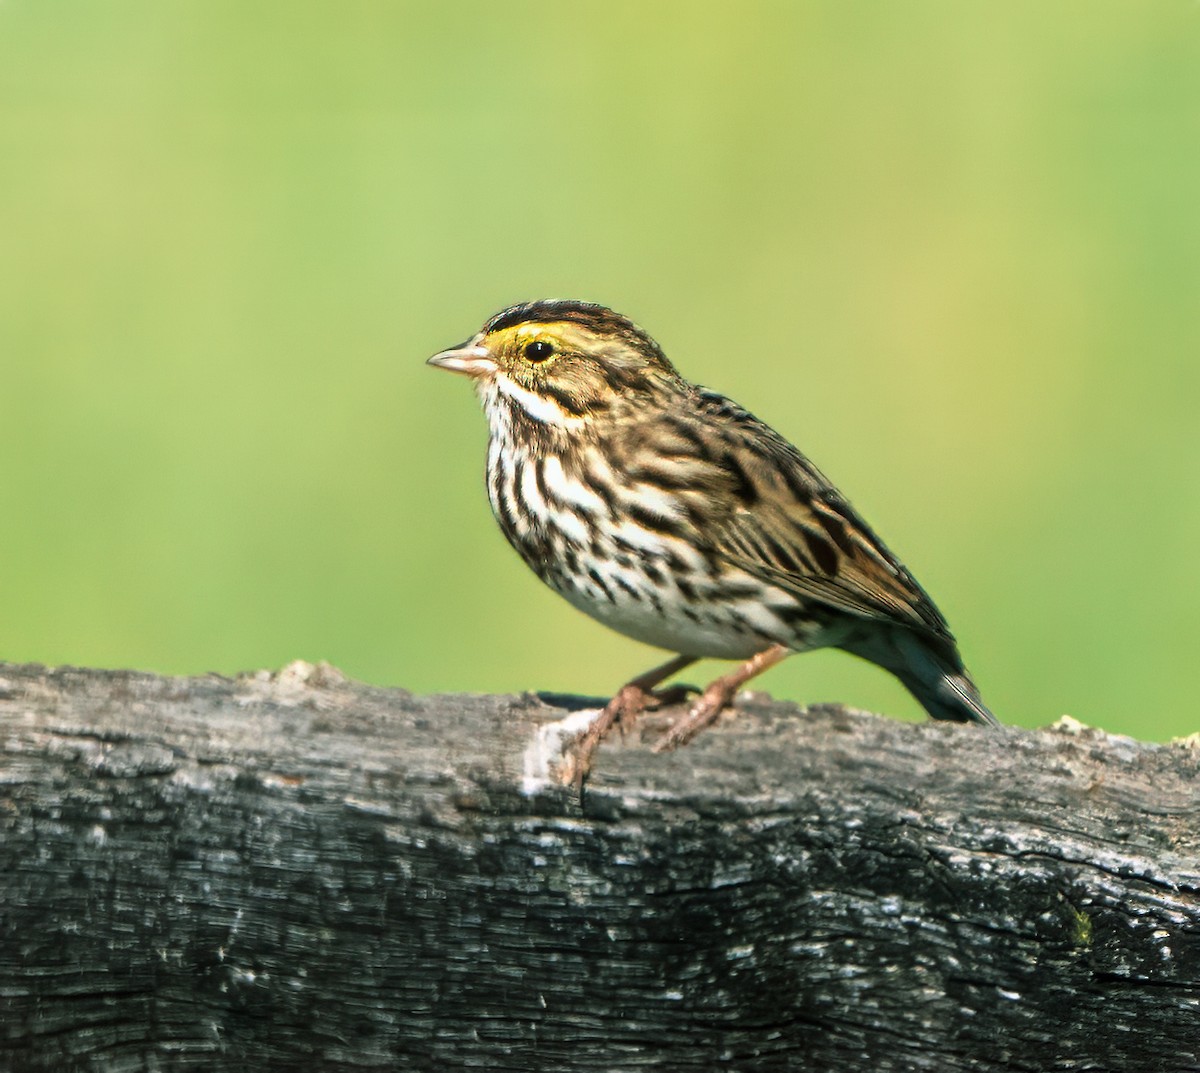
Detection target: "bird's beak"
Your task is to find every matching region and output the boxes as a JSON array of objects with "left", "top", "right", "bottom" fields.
[{"left": 426, "top": 338, "right": 498, "bottom": 379}]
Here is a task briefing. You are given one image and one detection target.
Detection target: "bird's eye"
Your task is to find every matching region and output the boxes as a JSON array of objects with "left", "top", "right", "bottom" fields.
[{"left": 523, "top": 340, "right": 555, "bottom": 363}]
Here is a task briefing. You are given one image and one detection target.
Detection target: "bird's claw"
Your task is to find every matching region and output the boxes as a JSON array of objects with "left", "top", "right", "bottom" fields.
[
  {"left": 562, "top": 685, "right": 650, "bottom": 792},
  {"left": 564, "top": 680, "right": 697, "bottom": 792},
  {"left": 653, "top": 683, "right": 738, "bottom": 753}
]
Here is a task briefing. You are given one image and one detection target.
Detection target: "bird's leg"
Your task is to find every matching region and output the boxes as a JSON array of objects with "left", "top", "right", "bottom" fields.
[
  {"left": 565, "top": 654, "right": 697, "bottom": 789},
  {"left": 653, "top": 643, "right": 790, "bottom": 752},
  {"left": 600, "top": 653, "right": 698, "bottom": 732}
]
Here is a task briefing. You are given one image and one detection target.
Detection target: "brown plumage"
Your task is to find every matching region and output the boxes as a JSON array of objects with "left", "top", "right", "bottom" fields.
[{"left": 429, "top": 300, "right": 997, "bottom": 778}]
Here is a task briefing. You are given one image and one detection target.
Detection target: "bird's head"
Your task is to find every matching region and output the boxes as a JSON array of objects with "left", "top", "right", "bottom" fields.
[{"left": 427, "top": 300, "right": 679, "bottom": 428}]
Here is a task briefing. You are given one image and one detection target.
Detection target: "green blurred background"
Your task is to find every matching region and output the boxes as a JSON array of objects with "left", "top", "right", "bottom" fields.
[{"left": 1, "top": 2, "right": 1197, "bottom": 739}]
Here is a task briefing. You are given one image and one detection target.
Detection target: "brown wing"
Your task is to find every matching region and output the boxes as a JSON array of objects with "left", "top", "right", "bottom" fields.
[{"left": 692, "top": 389, "right": 956, "bottom": 643}]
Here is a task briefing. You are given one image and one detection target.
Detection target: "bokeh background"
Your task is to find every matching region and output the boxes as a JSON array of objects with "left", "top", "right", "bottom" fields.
[{"left": 1, "top": 2, "right": 1196, "bottom": 739}]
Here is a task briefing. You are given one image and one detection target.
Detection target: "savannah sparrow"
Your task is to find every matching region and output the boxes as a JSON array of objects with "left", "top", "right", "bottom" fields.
[{"left": 429, "top": 300, "right": 997, "bottom": 778}]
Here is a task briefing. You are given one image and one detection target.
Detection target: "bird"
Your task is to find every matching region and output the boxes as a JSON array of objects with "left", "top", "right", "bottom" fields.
[{"left": 428, "top": 299, "right": 998, "bottom": 780}]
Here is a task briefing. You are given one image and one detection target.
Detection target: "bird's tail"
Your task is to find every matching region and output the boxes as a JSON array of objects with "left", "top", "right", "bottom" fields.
[
  {"left": 899, "top": 665, "right": 999, "bottom": 727},
  {"left": 839, "top": 628, "right": 1000, "bottom": 727}
]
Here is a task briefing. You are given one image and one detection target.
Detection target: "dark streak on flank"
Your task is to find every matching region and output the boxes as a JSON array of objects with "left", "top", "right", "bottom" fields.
[
  {"left": 584, "top": 462, "right": 619, "bottom": 514},
  {"left": 612, "top": 574, "right": 642, "bottom": 601},
  {"left": 721, "top": 576, "right": 768, "bottom": 599},
  {"left": 562, "top": 546, "right": 580, "bottom": 577},
  {"left": 587, "top": 565, "right": 615, "bottom": 603},
  {"left": 533, "top": 459, "right": 555, "bottom": 509},
  {"left": 728, "top": 608, "right": 776, "bottom": 645},
  {"left": 494, "top": 475, "right": 521, "bottom": 544},
  {"left": 627, "top": 499, "right": 689, "bottom": 541},
  {"left": 664, "top": 545, "right": 711, "bottom": 575},
  {"left": 513, "top": 465, "right": 541, "bottom": 531}
]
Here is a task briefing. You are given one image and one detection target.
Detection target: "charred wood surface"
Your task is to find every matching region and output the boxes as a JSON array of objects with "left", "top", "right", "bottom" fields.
[{"left": 1, "top": 660, "right": 1198, "bottom": 1072}]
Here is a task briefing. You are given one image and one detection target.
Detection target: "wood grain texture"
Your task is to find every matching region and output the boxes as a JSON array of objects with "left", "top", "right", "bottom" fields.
[{"left": 1, "top": 660, "right": 1197, "bottom": 1072}]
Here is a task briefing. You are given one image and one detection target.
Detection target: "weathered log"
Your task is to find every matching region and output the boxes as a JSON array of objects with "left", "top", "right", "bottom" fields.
[{"left": 1, "top": 659, "right": 1197, "bottom": 1072}]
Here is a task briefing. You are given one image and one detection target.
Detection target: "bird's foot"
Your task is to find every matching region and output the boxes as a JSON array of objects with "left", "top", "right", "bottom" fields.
[
  {"left": 651, "top": 678, "right": 739, "bottom": 752},
  {"left": 558, "top": 654, "right": 700, "bottom": 790},
  {"left": 652, "top": 643, "right": 791, "bottom": 753},
  {"left": 564, "top": 679, "right": 696, "bottom": 791}
]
